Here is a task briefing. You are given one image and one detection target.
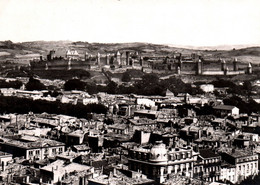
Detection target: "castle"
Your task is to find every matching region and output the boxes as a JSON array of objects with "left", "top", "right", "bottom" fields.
[{"left": 30, "top": 49, "right": 253, "bottom": 75}]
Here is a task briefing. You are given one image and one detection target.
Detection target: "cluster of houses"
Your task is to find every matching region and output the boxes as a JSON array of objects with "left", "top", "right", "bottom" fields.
[
  {"left": 0, "top": 88, "right": 99, "bottom": 105},
  {"left": 0, "top": 47, "right": 259, "bottom": 184},
  {"left": 0, "top": 83, "right": 259, "bottom": 185}
]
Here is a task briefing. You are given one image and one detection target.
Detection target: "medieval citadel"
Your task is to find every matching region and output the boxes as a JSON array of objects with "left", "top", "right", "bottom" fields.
[{"left": 30, "top": 49, "right": 253, "bottom": 76}]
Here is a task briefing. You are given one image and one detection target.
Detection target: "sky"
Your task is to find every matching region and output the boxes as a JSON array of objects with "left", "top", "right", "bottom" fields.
[{"left": 0, "top": 0, "right": 260, "bottom": 47}]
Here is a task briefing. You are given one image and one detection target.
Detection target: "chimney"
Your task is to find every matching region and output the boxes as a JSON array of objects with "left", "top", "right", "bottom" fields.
[{"left": 113, "top": 167, "right": 117, "bottom": 175}]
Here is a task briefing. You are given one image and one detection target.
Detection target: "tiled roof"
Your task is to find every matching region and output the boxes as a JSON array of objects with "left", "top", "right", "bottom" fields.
[
  {"left": 199, "top": 149, "right": 220, "bottom": 159},
  {"left": 213, "top": 105, "right": 237, "bottom": 111}
]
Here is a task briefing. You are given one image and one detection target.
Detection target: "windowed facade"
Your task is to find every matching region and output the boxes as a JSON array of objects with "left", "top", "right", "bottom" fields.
[{"left": 29, "top": 151, "right": 33, "bottom": 156}]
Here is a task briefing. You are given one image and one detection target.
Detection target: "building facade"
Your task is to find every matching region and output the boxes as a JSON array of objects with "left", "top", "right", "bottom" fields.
[
  {"left": 221, "top": 150, "right": 258, "bottom": 183},
  {"left": 193, "top": 149, "right": 221, "bottom": 182},
  {"left": 0, "top": 137, "right": 65, "bottom": 161},
  {"left": 128, "top": 141, "right": 197, "bottom": 184}
]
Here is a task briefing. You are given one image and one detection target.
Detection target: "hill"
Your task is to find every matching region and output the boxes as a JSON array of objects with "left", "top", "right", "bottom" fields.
[{"left": 0, "top": 40, "right": 260, "bottom": 64}]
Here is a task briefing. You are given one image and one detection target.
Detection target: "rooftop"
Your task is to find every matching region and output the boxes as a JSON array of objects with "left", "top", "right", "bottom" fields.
[
  {"left": 213, "top": 105, "right": 238, "bottom": 111},
  {"left": 72, "top": 144, "right": 90, "bottom": 151},
  {"left": 0, "top": 137, "right": 65, "bottom": 149},
  {"left": 225, "top": 149, "right": 255, "bottom": 158},
  {"left": 108, "top": 124, "right": 129, "bottom": 130},
  {"left": 68, "top": 129, "right": 85, "bottom": 137},
  {"left": 41, "top": 159, "right": 92, "bottom": 174},
  {"left": 199, "top": 149, "right": 220, "bottom": 159}
]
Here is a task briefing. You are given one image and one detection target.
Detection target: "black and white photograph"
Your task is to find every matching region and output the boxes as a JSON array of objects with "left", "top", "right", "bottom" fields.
[{"left": 0, "top": 0, "right": 260, "bottom": 184}]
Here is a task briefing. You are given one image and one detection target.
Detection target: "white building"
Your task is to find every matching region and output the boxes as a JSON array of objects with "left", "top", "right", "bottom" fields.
[
  {"left": 137, "top": 98, "right": 155, "bottom": 107},
  {"left": 213, "top": 105, "right": 239, "bottom": 117},
  {"left": 0, "top": 152, "right": 13, "bottom": 172},
  {"left": 220, "top": 165, "right": 236, "bottom": 184},
  {"left": 221, "top": 150, "right": 258, "bottom": 184},
  {"left": 128, "top": 141, "right": 197, "bottom": 184},
  {"left": 0, "top": 137, "right": 65, "bottom": 161},
  {"left": 0, "top": 88, "right": 17, "bottom": 96},
  {"left": 40, "top": 160, "right": 94, "bottom": 184},
  {"left": 200, "top": 84, "right": 214, "bottom": 93}
]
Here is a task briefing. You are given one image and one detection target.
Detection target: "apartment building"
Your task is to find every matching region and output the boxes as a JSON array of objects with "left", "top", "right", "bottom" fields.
[{"left": 128, "top": 141, "right": 197, "bottom": 184}]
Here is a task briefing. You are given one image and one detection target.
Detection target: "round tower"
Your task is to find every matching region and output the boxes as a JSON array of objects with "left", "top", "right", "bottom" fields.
[
  {"left": 50, "top": 50, "right": 55, "bottom": 60},
  {"left": 97, "top": 52, "right": 101, "bottom": 66},
  {"left": 85, "top": 52, "right": 89, "bottom": 61},
  {"left": 47, "top": 50, "right": 55, "bottom": 61},
  {"left": 177, "top": 66, "right": 181, "bottom": 75},
  {"left": 67, "top": 59, "right": 71, "bottom": 70},
  {"left": 131, "top": 58, "right": 134, "bottom": 67},
  {"left": 126, "top": 51, "right": 130, "bottom": 65},
  {"left": 197, "top": 59, "right": 202, "bottom": 75},
  {"left": 106, "top": 53, "right": 110, "bottom": 65},
  {"left": 139, "top": 56, "right": 143, "bottom": 66},
  {"left": 178, "top": 57, "right": 182, "bottom": 70},
  {"left": 247, "top": 63, "right": 252, "bottom": 74},
  {"left": 224, "top": 67, "right": 229, "bottom": 75},
  {"left": 116, "top": 51, "right": 121, "bottom": 65},
  {"left": 45, "top": 63, "right": 48, "bottom": 70},
  {"left": 233, "top": 58, "right": 238, "bottom": 71},
  {"left": 221, "top": 60, "right": 226, "bottom": 71}
]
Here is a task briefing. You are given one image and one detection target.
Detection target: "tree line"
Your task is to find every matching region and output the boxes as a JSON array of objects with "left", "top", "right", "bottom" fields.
[
  {"left": 64, "top": 73, "right": 203, "bottom": 96},
  {"left": 0, "top": 96, "right": 107, "bottom": 118}
]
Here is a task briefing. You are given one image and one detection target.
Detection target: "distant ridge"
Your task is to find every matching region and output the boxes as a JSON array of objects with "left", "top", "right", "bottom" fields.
[{"left": 0, "top": 40, "right": 260, "bottom": 64}]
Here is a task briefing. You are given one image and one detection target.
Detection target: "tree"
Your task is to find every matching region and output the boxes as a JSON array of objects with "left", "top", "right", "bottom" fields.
[
  {"left": 64, "top": 79, "right": 85, "bottom": 91},
  {"left": 106, "top": 81, "right": 118, "bottom": 94},
  {"left": 25, "top": 77, "right": 46, "bottom": 91},
  {"left": 85, "top": 82, "right": 98, "bottom": 94},
  {"left": 0, "top": 80, "right": 22, "bottom": 89},
  {"left": 122, "top": 72, "right": 131, "bottom": 82},
  {"left": 142, "top": 73, "right": 159, "bottom": 85},
  {"left": 242, "top": 81, "right": 253, "bottom": 98}
]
